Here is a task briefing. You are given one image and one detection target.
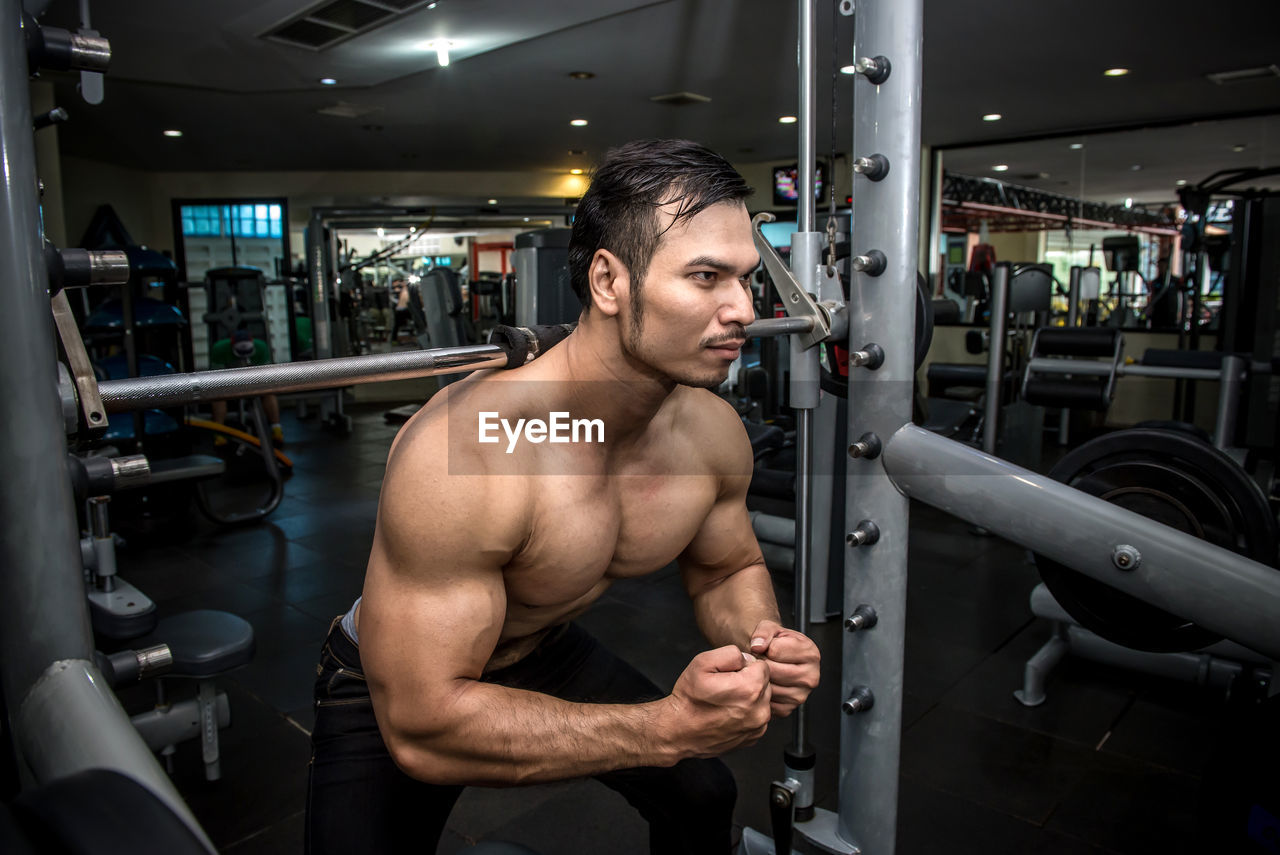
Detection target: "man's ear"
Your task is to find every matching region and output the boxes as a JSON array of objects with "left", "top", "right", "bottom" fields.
[{"left": 587, "top": 249, "right": 628, "bottom": 317}]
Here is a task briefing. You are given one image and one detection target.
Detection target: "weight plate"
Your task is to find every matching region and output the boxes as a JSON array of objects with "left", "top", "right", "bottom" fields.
[
  {"left": 820, "top": 271, "right": 932, "bottom": 397},
  {"left": 1035, "top": 428, "right": 1278, "bottom": 653}
]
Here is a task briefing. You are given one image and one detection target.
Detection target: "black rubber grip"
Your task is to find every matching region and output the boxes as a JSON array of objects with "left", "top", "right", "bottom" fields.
[{"left": 488, "top": 323, "right": 577, "bottom": 368}]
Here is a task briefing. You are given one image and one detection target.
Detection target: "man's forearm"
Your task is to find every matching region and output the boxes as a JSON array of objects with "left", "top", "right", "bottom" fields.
[
  {"left": 385, "top": 681, "right": 678, "bottom": 787},
  {"left": 691, "top": 562, "right": 781, "bottom": 649}
]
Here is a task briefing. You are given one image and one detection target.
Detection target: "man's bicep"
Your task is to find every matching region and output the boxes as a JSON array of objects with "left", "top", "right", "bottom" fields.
[
  {"left": 678, "top": 471, "right": 764, "bottom": 595},
  {"left": 360, "top": 430, "right": 521, "bottom": 731}
]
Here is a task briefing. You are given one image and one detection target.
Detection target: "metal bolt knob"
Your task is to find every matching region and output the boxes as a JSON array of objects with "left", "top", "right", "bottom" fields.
[
  {"left": 842, "top": 686, "right": 875, "bottom": 714},
  {"left": 846, "top": 520, "right": 880, "bottom": 547},
  {"left": 844, "top": 604, "right": 879, "bottom": 632},
  {"left": 854, "top": 55, "right": 892, "bottom": 85},
  {"left": 850, "top": 249, "right": 887, "bottom": 276},
  {"left": 853, "top": 153, "right": 890, "bottom": 182},
  {"left": 848, "top": 343, "right": 884, "bottom": 370},
  {"left": 1112, "top": 544, "right": 1142, "bottom": 571},
  {"left": 847, "top": 432, "right": 882, "bottom": 460}
]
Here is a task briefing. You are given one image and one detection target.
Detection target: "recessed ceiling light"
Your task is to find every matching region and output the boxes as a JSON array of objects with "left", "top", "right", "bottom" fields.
[
  {"left": 569, "top": 118, "right": 588, "bottom": 127},
  {"left": 570, "top": 168, "right": 583, "bottom": 175},
  {"left": 1069, "top": 143, "right": 1084, "bottom": 150},
  {"left": 319, "top": 77, "right": 337, "bottom": 86},
  {"left": 992, "top": 164, "right": 1009, "bottom": 172},
  {"left": 778, "top": 115, "right": 798, "bottom": 124},
  {"left": 523, "top": 217, "right": 530, "bottom": 222},
  {"left": 839, "top": 64, "right": 856, "bottom": 74},
  {"left": 982, "top": 113, "right": 1002, "bottom": 122},
  {"left": 1104, "top": 68, "right": 1129, "bottom": 77},
  {"left": 1130, "top": 164, "right": 1142, "bottom": 171},
  {"left": 1175, "top": 179, "right": 1188, "bottom": 186},
  {"left": 426, "top": 2, "right": 437, "bottom": 7},
  {"left": 488, "top": 199, "right": 497, "bottom": 205},
  {"left": 162, "top": 129, "right": 183, "bottom": 137},
  {"left": 1231, "top": 143, "right": 1247, "bottom": 152},
  {"left": 1124, "top": 198, "right": 1133, "bottom": 208},
  {"left": 568, "top": 71, "right": 595, "bottom": 80}
]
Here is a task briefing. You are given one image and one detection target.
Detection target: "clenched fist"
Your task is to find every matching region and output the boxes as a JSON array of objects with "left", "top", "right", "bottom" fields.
[
  {"left": 747, "top": 620, "right": 820, "bottom": 717},
  {"left": 663, "top": 645, "right": 773, "bottom": 759}
]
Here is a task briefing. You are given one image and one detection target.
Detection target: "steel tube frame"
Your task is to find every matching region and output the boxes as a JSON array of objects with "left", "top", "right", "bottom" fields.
[
  {"left": 882, "top": 423, "right": 1280, "bottom": 660},
  {"left": 1026, "top": 359, "right": 1228, "bottom": 382},
  {"left": 828, "top": 0, "right": 924, "bottom": 851},
  {"left": 982, "top": 262, "right": 1010, "bottom": 455},
  {"left": 0, "top": 3, "right": 213, "bottom": 849}
]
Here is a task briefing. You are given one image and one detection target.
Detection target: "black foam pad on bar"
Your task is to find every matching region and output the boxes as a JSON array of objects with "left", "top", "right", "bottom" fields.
[
  {"left": 1024, "top": 377, "right": 1111, "bottom": 410},
  {"left": 488, "top": 323, "right": 577, "bottom": 368},
  {"left": 1034, "top": 328, "right": 1121, "bottom": 357}
]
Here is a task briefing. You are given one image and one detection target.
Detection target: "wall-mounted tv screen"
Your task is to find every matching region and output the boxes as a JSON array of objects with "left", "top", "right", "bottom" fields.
[{"left": 772, "top": 162, "right": 825, "bottom": 206}]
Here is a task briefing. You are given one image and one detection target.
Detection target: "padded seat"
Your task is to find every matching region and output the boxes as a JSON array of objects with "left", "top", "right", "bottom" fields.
[{"left": 143, "top": 610, "right": 254, "bottom": 677}]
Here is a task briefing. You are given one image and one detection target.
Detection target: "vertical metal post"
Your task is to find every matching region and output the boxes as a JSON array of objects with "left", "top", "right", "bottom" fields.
[
  {"left": 1066, "top": 265, "right": 1081, "bottom": 328},
  {"left": 0, "top": 0, "right": 91, "bottom": 700},
  {"left": 1213, "top": 354, "right": 1244, "bottom": 451},
  {"left": 785, "top": 0, "right": 821, "bottom": 820},
  {"left": 0, "top": 7, "right": 213, "bottom": 847},
  {"left": 983, "top": 262, "right": 1010, "bottom": 456},
  {"left": 796, "top": 0, "right": 816, "bottom": 235},
  {"left": 306, "top": 214, "right": 331, "bottom": 358},
  {"left": 838, "top": 0, "right": 923, "bottom": 851}
]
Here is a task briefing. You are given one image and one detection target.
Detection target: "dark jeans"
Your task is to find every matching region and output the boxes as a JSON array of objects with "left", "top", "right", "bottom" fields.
[{"left": 306, "top": 619, "right": 737, "bottom": 855}]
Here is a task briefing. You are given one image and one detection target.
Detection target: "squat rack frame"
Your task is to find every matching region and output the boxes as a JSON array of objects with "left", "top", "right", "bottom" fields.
[{"left": 2, "top": 1, "right": 1279, "bottom": 853}]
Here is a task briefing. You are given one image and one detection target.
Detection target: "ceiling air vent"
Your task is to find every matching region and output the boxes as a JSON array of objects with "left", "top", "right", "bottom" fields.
[
  {"left": 263, "top": 0, "right": 438, "bottom": 51},
  {"left": 649, "top": 91, "right": 712, "bottom": 106},
  {"left": 1205, "top": 65, "right": 1280, "bottom": 85}
]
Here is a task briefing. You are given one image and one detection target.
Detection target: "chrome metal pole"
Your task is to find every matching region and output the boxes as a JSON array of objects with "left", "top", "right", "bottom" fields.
[
  {"left": 1213, "top": 354, "right": 1245, "bottom": 450},
  {"left": 796, "top": 0, "right": 817, "bottom": 235},
  {"left": 98, "top": 345, "right": 509, "bottom": 412}
]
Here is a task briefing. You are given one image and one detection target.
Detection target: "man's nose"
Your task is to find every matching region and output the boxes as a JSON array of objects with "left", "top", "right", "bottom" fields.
[{"left": 721, "top": 281, "right": 756, "bottom": 328}]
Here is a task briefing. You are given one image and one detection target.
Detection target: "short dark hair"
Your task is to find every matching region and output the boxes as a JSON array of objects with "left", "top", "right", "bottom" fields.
[{"left": 568, "top": 139, "right": 753, "bottom": 310}]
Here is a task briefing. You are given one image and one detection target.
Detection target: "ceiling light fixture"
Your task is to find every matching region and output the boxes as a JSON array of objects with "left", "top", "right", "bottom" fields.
[
  {"left": 1232, "top": 143, "right": 1247, "bottom": 152},
  {"left": 1175, "top": 179, "right": 1188, "bottom": 186},
  {"left": 162, "top": 129, "right": 183, "bottom": 137},
  {"left": 1130, "top": 164, "right": 1142, "bottom": 171},
  {"left": 992, "top": 164, "right": 1009, "bottom": 172},
  {"left": 1069, "top": 143, "right": 1084, "bottom": 150},
  {"left": 568, "top": 71, "right": 595, "bottom": 80},
  {"left": 1103, "top": 68, "right": 1129, "bottom": 77},
  {"left": 778, "top": 115, "right": 798, "bottom": 124},
  {"left": 319, "top": 77, "right": 337, "bottom": 86},
  {"left": 420, "top": 39, "right": 453, "bottom": 67},
  {"left": 982, "top": 113, "right": 1002, "bottom": 122},
  {"left": 488, "top": 199, "right": 497, "bottom": 205},
  {"left": 570, "top": 168, "right": 583, "bottom": 175},
  {"left": 1124, "top": 198, "right": 1133, "bottom": 208},
  {"left": 569, "top": 118, "right": 588, "bottom": 127}
]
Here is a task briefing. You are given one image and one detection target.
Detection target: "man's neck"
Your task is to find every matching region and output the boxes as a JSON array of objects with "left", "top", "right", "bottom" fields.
[{"left": 543, "top": 315, "right": 677, "bottom": 444}]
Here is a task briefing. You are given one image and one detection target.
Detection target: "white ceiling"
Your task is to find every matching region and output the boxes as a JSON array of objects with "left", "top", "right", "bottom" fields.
[{"left": 35, "top": 0, "right": 1280, "bottom": 204}]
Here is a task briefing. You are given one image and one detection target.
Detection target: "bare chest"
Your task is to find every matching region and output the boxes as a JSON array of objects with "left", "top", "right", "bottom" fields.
[{"left": 501, "top": 473, "right": 716, "bottom": 615}]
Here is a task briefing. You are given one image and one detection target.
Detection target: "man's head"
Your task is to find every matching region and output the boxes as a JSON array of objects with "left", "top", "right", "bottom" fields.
[
  {"left": 569, "top": 140, "right": 758, "bottom": 390},
  {"left": 568, "top": 139, "right": 753, "bottom": 313}
]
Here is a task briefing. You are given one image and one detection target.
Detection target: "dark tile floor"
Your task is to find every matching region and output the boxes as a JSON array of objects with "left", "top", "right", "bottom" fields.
[{"left": 105, "top": 400, "right": 1266, "bottom": 854}]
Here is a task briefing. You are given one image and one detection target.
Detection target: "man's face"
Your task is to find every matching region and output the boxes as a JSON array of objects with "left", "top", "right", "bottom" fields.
[{"left": 619, "top": 201, "right": 758, "bottom": 389}]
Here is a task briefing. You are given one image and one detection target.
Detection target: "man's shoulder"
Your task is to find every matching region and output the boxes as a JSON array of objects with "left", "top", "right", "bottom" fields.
[{"left": 671, "top": 387, "right": 752, "bottom": 475}]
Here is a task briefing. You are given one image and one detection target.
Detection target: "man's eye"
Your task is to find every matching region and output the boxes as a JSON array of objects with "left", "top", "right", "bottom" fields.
[{"left": 693, "top": 271, "right": 716, "bottom": 282}]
